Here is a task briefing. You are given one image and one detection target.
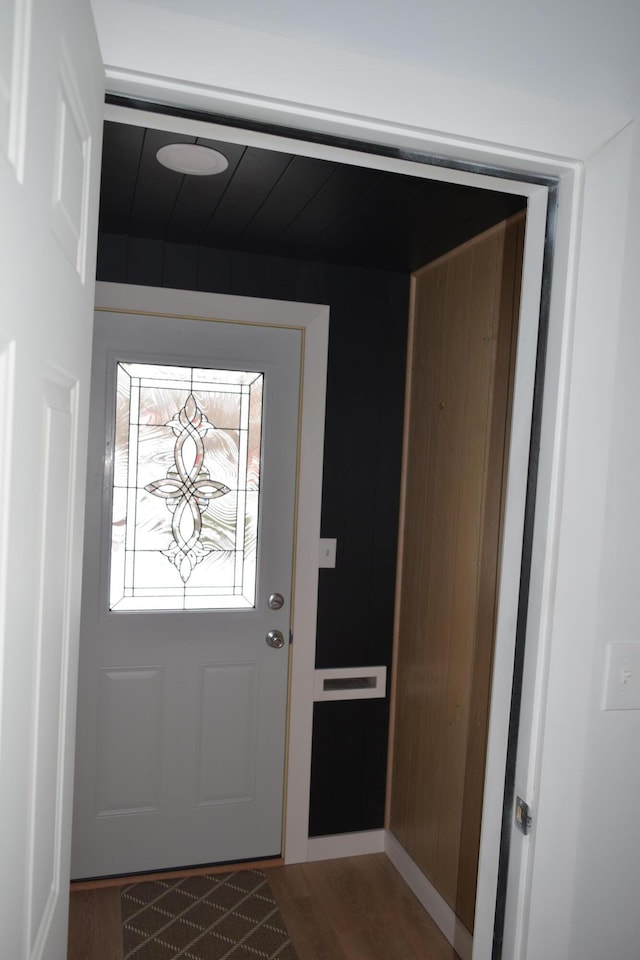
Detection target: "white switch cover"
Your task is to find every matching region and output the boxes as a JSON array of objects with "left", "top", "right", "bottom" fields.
[
  {"left": 603, "top": 642, "right": 640, "bottom": 711},
  {"left": 319, "top": 538, "right": 337, "bottom": 568}
]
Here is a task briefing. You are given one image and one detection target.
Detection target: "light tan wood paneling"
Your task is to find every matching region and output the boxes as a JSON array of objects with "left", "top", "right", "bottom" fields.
[
  {"left": 388, "top": 214, "right": 525, "bottom": 933},
  {"left": 269, "top": 855, "right": 459, "bottom": 960}
]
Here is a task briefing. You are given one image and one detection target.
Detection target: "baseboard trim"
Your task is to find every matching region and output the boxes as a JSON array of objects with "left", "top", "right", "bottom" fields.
[
  {"left": 384, "top": 831, "right": 473, "bottom": 960},
  {"left": 306, "top": 829, "right": 386, "bottom": 862}
]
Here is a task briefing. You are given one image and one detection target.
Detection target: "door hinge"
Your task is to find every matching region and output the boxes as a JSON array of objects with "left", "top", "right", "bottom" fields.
[
  {"left": 289, "top": 630, "right": 293, "bottom": 645},
  {"left": 515, "top": 796, "right": 532, "bottom": 835}
]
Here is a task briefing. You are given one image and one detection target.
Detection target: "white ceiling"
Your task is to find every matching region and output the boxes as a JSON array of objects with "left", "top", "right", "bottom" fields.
[
  {"left": 92, "top": 0, "right": 482, "bottom": 104},
  {"left": 123, "top": 0, "right": 460, "bottom": 66},
  {"left": 117, "top": 0, "right": 640, "bottom": 108}
]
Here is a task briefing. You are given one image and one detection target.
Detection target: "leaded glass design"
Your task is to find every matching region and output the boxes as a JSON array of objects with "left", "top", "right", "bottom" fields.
[{"left": 109, "top": 362, "right": 264, "bottom": 611}]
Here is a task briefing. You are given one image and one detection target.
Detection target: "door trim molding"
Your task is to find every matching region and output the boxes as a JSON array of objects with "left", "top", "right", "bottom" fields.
[{"left": 93, "top": 281, "right": 329, "bottom": 866}]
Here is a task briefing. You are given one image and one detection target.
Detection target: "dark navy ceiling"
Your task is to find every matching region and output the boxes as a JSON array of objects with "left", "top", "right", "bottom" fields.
[{"left": 99, "top": 121, "right": 526, "bottom": 273}]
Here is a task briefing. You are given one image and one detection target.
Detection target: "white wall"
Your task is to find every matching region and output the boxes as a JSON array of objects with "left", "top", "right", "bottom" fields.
[
  {"left": 91, "top": 0, "right": 637, "bottom": 161},
  {"left": 89, "top": 3, "right": 640, "bottom": 957},
  {"left": 567, "top": 122, "right": 640, "bottom": 959},
  {"left": 522, "top": 125, "right": 637, "bottom": 960}
]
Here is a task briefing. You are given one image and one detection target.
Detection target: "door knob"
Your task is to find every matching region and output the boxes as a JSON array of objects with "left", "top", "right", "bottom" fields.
[{"left": 266, "top": 629, "right": 285, "bottom": 649}]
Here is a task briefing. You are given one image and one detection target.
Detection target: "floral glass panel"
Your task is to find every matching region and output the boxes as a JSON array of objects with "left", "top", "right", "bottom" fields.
[{"left": 110, "top": 362, "right": 264, "bottom": 611}]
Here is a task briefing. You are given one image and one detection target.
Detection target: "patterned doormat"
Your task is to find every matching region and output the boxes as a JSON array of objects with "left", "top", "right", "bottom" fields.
[{"left": 121, "top": 870, "right": 299, "bottom": 959}]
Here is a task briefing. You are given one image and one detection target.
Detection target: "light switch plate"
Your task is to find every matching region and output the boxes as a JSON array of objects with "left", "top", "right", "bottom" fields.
[
  {"left": 603, "top": 642, "right": 640, "bottom": 711},
  {"left": 319, "top": 538, "right": 337, "bottom": 568}
]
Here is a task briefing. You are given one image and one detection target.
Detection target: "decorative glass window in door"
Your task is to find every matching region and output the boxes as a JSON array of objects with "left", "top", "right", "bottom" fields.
[{"left": 109, "top": 362, "right": 263, "bottom": 611}]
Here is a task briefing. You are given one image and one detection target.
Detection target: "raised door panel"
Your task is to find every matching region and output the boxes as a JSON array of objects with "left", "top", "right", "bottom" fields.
[
  {"left": 0, "top": 0, "right": 30, "bottom": 177},
  {"left": 196, "top": 663, "right": 258, "bottom": 805},
  {"left": 51, "top": 47, "right": 92, "bottom": 279},
  {"left": 95, "top": 668, "right": 165, "bottom": 816},
  {"left": 27, "top": 377, "right": 76, "bottom": 958}
]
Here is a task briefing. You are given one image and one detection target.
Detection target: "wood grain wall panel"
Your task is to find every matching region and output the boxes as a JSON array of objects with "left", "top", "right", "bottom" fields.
[
  {"left": 435, "top": 233, "right": 501, "bottom": 910},
  {"left": 426, "top": 245, "right": 476, "bottom": 908},
  {"left": 391, "top": 263, "right": 446, "bottom": 861},
  {"left": 411, "top": 258, "right": 453, "bottom": 878},
  {"left": 388, "top": 214, "right": 524, "bottom": 932},
  {"left": 455, "top": 215, "right": 524, "bottom": 926}
]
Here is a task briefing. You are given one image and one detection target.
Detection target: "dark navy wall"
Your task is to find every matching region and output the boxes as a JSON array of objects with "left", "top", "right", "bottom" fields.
[{"left": 96, "top": 234, "right": 409, "bottom": 836}]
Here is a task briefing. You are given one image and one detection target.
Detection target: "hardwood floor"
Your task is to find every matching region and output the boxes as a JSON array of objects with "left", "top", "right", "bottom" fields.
[
  {"left": 68, "top": 854, "right": 460, "bottom": 960},
  {"left": 269, "top": 855, "right": 460, "bottom": 960},
  {"left": 68, "top": 887, "right": 123, "bottom": 960}
]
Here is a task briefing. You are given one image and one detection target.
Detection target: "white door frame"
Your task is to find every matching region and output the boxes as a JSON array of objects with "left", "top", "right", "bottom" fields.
[{"left": 94, "top": 92, "right": 593, "bottom": 959}]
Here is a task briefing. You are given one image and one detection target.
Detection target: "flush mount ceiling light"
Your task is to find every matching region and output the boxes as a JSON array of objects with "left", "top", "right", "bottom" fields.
[{"left": 156, "top": 143, "right": 229, "bottom": 176}]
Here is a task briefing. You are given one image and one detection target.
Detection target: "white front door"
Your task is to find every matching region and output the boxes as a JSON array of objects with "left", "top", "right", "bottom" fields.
[
  {"left": 0, "top": 0, "right": 103, "bottom": 956},
  {"left": 72, "top": 293, "right": 302, "bottom": 878}
]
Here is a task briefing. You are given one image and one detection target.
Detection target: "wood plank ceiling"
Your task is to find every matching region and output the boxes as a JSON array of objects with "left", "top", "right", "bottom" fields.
[{"left": 99, "top": 121, "right": 526, "bottom": 273}]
